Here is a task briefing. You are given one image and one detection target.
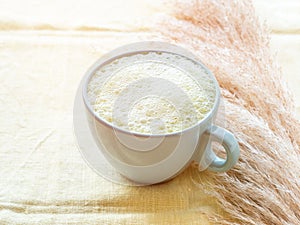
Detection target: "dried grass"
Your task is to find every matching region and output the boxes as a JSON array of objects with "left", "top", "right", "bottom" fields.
[{"left": 153, "top": 0, "right": 300, "bottom": 224}]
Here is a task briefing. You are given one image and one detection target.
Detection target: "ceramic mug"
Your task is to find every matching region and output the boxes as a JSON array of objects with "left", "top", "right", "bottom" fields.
[{"left": 82, "top": 41, "right": 240, "bottom": 185}]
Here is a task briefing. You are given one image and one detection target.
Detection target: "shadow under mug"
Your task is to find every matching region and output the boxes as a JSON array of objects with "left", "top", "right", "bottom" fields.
[{"left": 82, "top": 41, "right": 240, "bottom": 185}]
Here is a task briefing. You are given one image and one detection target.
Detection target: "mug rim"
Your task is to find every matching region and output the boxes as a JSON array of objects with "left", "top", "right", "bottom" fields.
[{"left": 82, "top": 41, "right": 221, "bottom": 137}]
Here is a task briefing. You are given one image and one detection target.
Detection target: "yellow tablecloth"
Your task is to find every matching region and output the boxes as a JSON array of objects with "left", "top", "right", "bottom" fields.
[{"left": 0, "top": 0, "right": 299, "bottom": 224}]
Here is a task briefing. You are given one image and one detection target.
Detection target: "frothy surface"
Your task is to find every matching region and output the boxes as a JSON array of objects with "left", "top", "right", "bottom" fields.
[{"left": 87, "top": 52, "right": 216, "bottom": 134}]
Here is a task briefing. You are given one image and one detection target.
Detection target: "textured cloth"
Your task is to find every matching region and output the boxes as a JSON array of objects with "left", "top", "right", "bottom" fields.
[{"left": 0, "top": 0, "right": 300, "bottom": 224}]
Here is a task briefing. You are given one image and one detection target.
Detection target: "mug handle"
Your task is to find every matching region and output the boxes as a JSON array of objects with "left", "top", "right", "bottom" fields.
[{"left": 205, "top": 125, "right": 240, "bottom": 172}]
